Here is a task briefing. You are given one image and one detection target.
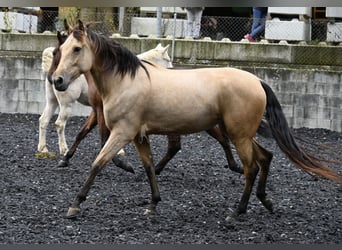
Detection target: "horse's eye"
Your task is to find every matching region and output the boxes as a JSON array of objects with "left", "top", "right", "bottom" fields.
[{"left": 73, "top": 47, "right": 82, "bottom": 53}]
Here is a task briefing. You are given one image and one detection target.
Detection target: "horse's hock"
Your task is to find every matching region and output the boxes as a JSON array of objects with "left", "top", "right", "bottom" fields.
[{"left": 0, "top": 32, "right": 341, "bottom": 132}]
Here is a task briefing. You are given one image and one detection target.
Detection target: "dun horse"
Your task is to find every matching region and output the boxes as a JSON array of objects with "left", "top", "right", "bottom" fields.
[
  {"left": 52, "top": 21, "right": 342, "bottom": 219},
  {"left": 47, "top": 21, "right": 251, "bottom": 174}
]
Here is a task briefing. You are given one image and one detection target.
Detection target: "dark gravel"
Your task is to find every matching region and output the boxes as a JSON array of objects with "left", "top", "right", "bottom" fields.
[{"left": 0, "top": 112, "right": 341, "bottom": 244}]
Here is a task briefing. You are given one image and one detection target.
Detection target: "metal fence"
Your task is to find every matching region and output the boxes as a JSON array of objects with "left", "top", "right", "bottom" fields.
[
  {"left": 2, "top": 9, "right": 342, "bottom": 66},
  {"left": 31, "top": 10, "right": 341, "bottom": 44}
]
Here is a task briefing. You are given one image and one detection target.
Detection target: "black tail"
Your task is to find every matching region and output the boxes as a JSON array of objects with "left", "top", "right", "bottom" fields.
[{"left": 260, "top": 80, "right": 342, "bottom": 182}]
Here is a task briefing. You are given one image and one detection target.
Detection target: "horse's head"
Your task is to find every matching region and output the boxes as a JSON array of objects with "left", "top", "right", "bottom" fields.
[
  {"left": 52, "top": 20, "right": 94, "bottom": 91},
  {"left": 155, "top": 43, "right": 173, "bottom": 68},
  {"left": 46, "top": 19, "right": 73, "bottom": 85},
  {"left": 137, "top": 43, "right": 173, "bottom": 69}
]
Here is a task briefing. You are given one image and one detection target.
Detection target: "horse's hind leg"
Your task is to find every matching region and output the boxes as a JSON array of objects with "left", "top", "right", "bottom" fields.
[
  {"left": 229, "top": 138, "right": 260, "bottom": 217},
  {"left": 58, "top": 110, "right": 98, "bottom": 167},
  {"left": 253, "top": 139, "right": 274, "bottom": 212},
  {"left": 206, "top": 124, "right": 243, "bottom": 174},
  {"left": 133, "top": 136, "right": 161, "bottom": 214},
  {"left": 155, "top": 135, "right": 181, "bottom": 175}
]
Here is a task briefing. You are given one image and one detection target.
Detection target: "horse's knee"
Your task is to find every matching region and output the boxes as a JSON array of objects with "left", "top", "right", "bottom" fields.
[
  {"left": 39, "top": 116, "right": 50, "bottom": 129},
  {"left": 55, "top": 120, "right": 65, "bottom": 132}
]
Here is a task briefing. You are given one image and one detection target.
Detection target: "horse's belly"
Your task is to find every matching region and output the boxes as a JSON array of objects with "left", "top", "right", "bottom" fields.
[{"left": 144, "top": 109, "right": 218, "bottom": 135}]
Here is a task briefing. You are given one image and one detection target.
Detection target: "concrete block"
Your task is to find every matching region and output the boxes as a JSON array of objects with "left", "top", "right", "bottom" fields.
[
  {"left": 326, "top": 83, "right": 341, "bottom": 97},
  {"left": 22, "top": 14, "right": 38, "bottom": 33},
  {"left": 25, "top": 79, "right": 42, "bottom": 91},
  {"left": 26, "top": 101, "right": 39, "bottom": 114},
  {"left": 0, "top": 12, "right": 37, "bottom": 33},
  {"left": 327, "top": 22, "right": 342, "bottom": 42},
  {"left": 18, "top": 90, "right": 27, "bottom": 101},
  {"left": 293, "top": 117, "right": 304, "bottom": 128},
  {"left": 329, "top": 96, "right": 342, "bottom": 108},
  {"left": 17, "top": 100, "right": 29, "bottom": 113},
  {"left": 131, "top": 17, "right": 186, "bottom": 38},
  {"left": 140, "top": 7, "right": 186, "bottom": 15},
  {"left": 326, "top": 7, "right": 342, "bottom": 18},
  {"left": 281, "top": 104, "right": 294, "bottom": 117},
  {"left": 316, "top": 119, "right": 332, "bottom": 130},
  {"left": 302, "top": 118, "right": 318, "bottom": 129},
  {"left": 330, "top": 119, "right": 341, "bottom": 132},
  {"left": 265, "top": 18, "right": 311, "bottom": 41},
  {"left": 268, "top": 7, "right": 311, "bottom": 17},
  {"left": 0, "top": 12, "right": 17, "bottom": 31}
]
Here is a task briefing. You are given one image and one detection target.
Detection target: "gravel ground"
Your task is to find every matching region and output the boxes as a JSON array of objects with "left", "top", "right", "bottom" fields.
[{"left": 0, "top": 112, "right": 341, "bottom": 244}]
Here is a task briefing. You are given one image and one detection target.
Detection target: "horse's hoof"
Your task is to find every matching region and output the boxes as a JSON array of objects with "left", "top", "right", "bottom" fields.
[
  {"left": 66, "top": 207, "right": 80, "bottom": 219},
  {"left": 228, "top": 164, "right": 244, "bottom": 174},
  {"left": 112, "top": 155, "right": 135, "bottom": 174},
  {"left": 154, "top": 167, "right": 162, "bottom": 175},
  {"left": 225, "top": 210, "right": 246, "bottom": 222},
  {"left": 35, "top": 151, "right": 57, "bottom": 159},
  {"left": 57, "top": 159, "right": 69, "bottom": 168},
  {"left": 143, "top": 208, "right": 157, "bottom": 215},
  {"left": 262, "top": 199, "right": 274, "bottom": 213}
]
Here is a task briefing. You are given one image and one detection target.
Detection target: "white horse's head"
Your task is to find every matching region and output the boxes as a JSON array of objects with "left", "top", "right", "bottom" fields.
[{"left": 137, "top": 43, "right": 173, "bottom": 68}]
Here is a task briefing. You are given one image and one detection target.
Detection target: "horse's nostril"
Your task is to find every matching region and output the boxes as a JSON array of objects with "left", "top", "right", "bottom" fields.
[{"left": 54, "top": 76, "right": 64, "bottom": 86}]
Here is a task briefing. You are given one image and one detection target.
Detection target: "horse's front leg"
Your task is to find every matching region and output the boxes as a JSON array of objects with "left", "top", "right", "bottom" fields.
[
  {"left": 155, "top": 135, "right": 181, "bottom": 175},
  {"left": 66, "top": 130, "right": 130, "bottom": 219},
  {"left": 55, "top": 104, "right": 72, "bottom": 156},
  {"left": 37, "top": 81, "right": 58, "bottom": 156},
  {"left": 96, "top": 107, "right": 134, "bottom": 174},
  {"left": 133, "top": 136, "right": 161, "bottom": 214},
  {"left": 58, "top": 110, "right": 98, "bottom": 167}
]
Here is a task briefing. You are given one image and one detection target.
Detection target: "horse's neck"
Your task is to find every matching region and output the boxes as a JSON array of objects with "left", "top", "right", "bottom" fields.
[{"left": 88, "top": 68, "right": 117, "bottom": 99}]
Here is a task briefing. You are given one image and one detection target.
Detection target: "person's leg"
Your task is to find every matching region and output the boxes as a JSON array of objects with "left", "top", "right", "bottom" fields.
[
  {"left": 192, "top": 8, "right": 203, "bottom": 38},
  {"left": 250, "top": 8, "right": 266, "bottom": 39},
  {"left": 186, "top": 9, "right": 195, "bottom": 37}
]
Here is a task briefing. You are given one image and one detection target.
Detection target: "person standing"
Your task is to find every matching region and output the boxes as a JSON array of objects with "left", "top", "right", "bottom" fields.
[
  {"left": 185, "top": 7, "right": 205, "bottom": 39},
  {"left": 244, "top": 7, "right": 268, "bottom": 42}
]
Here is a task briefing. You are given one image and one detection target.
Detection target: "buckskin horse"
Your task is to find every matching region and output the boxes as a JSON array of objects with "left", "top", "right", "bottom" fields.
[
  {"left": 52, "top": 20, "right": 342, "bottom": 220},
  {"left": 46, "top": 20, "right": 249, "bottom": 174}
]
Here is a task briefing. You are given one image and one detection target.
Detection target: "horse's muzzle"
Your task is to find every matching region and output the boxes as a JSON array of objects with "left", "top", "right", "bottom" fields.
[{"left": 53, "top": 76, "right": 68, "bottom": 91}]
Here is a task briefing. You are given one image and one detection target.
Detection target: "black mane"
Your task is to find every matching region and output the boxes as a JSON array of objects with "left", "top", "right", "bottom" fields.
[{"left": 73, "top": 27, "right": 150, "bottom": 79}]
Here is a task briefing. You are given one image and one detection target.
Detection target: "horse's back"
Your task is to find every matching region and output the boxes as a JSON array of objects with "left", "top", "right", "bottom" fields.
[{"left": 141, "top": 66, "right": 266, "bottom": 135}]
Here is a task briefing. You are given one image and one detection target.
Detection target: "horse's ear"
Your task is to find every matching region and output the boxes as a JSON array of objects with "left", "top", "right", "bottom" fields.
[
  {"left": 156, "top": 43, "right": 162, "bottom": 49},
  {"left": 77, "top": 20, "right": 85, "bottom": 32},
  {"left": 63, "top": 19, "right": 72, "bottom": 34},
  {"left": 163, "top": 44, "right": 170, "bottom": 53}
]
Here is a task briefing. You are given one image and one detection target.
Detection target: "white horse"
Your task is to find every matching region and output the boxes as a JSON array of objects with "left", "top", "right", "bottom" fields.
[{"left": 37, "top": 43, "right": 172, "bottom": 157}]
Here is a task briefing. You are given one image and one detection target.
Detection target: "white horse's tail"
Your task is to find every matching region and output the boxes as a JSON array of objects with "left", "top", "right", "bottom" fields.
[{"left": 42, "top": 47, "right": 55, "bottom": 73}]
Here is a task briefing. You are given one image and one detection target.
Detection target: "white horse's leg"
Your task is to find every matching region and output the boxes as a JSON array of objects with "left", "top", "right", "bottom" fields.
[
  {"left": 38, "top": 80, "right": 58, "bottom": 153},
  {"left": 55, "top": 103, "right": 73, "bottom": 156},
  {"left": 54, "top": 77, "right": 85, "bottom": 156}
]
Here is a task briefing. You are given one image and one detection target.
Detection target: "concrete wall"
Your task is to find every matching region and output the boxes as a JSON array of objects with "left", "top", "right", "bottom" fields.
[{"left": 0, "top": 32, "right": 341, "bottom": 132}]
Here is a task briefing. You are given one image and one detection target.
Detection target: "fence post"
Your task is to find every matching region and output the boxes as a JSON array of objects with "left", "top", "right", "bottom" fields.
[
  {"left": 171, "top": 8, "right": 177, "bottom": 62},
  {"left": 118, "top": 7, "right": 125, "bottom": 33},
  {"left": 156, "top": 7, "right": 162, "bottom": 37}
]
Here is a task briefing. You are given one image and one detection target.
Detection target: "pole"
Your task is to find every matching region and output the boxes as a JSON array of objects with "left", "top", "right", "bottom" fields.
[
  {"left": 171, "top": 7, "right": 177, "bottom": 63},
  {"left": 156, "top": 7, "right": 162, "bottom": 37}
]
